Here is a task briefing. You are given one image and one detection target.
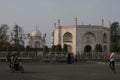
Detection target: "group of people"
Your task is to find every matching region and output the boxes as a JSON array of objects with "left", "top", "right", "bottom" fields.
[
  {"left": 5, "top": 52, "right": 117, "bottom": 73},
  {"left": 67, "top": 52, "right": 117, "bottom": 73},
  {"left": 6, "top": 54, "right": 19, "bottom": 70}
]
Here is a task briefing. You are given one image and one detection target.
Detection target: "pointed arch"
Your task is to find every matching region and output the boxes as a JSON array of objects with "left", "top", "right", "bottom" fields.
[
  {"left": 103, "top": 33, "right": 107, "bottom": 43},
  {"left": 63, "top": 32, "right": 72, "bottom": 42},
  {"left": 103, "top": 45, "right": 107, "bottom": 52},
  {"left": 67, "top": 45, "right": 72, "bottom": 52},
  {"left": 83, "top": 32, "right": 96, "bottom": 44},
  {"left": 34, "top": 41, "right": 40, "bottom": 48},
  {"left": 84, "top": 45, "right": 92, "bottom": 52}
]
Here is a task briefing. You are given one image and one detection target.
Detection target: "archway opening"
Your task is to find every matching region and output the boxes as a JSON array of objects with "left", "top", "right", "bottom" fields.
[
  {"left": 34, "top": 41, "right": 40, "bottom": 48},
  {"left": 84, "top": 45, "right": 92, "bottom": 58},
  {"left": 67, "top": 45, "right": 72, "bottom": 52},
  {"left": 84, "top": 45, "right": 92, "bottom": 53},
  {"left": 103, "top": 45, "right": 107, "bottom": 52},
  {"left": 63, "top": 32, "right": 72, "bottom": 42}
]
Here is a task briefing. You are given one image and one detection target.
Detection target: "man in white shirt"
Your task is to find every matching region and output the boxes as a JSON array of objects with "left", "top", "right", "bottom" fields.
[{"left": 109, "top": 52, "right": 116, "bottom": 73}]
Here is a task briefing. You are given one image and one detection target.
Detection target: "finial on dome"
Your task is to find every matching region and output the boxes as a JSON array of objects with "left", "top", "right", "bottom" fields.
[{"left": 31, "top": 30, "right": 41, "bottom": 37}]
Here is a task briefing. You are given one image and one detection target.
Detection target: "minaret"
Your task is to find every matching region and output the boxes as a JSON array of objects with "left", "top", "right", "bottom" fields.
[
  {"left": 102, "top": 18, "right": 104, "bottom": 26},
  {"left": 109, "top": 21, "right": 111, "bottom": 32},
  {"left": 57, "top": 19, "right": 61, "bottom": 44},
  {"left": 108, "top": 21, "right": 111, "bottom": 52},
  {"left": 109, "top": 21, "right": 111, "bottom": 27},
  {"left": 13, "top": 24, "right": 19, "bottom": 40},
  {"left": 75, "top": 17, "right": 77, "bottom": 26},
  {"left": 54, "top": 22, "right": 56, "bottom": 28},
  {"left": 101, "top": 18, "right": 104, "bottom": 51},
  {"left": 52, "top": 23, "right": 56, "bottom": 46},
  {"left": 58, "top": 19, "right": 60, "bottom": 26}
]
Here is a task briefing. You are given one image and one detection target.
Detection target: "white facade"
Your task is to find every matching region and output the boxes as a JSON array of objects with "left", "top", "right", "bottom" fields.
[
  {"left": 27, "top": 29, "right": 46, "bottom": 48},
  {"left": 52, "top": 19, "right": 110, "bottom": 55}
]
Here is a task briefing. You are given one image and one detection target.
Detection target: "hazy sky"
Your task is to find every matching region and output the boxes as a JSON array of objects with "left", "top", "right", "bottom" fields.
[{"left": 0, "top": 0, "right": 120, "bottom": 46}]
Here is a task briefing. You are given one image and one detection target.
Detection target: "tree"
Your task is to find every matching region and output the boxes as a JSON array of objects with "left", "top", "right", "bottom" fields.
[
  {"left": 43, "top": 46, "right": 49, "bottom": 54},
  {"left": 110, "top": 22, "right": 120, "bottom": 42},
  {"left": 63, "top": 44, "right": 68, "bottom": 54},
  {"left": 11, "top": 24, "right": 24, "bottom": 48},
  {"left": 50, "top": 45, "right": 56, "bottom": 55},
  {"left": 110, "top": 43, "right": 119, "bottom": 52},
  {"left": 94, "top": 44, "right": 102, "bottom": 52},
  {"left": 55, "top": 44, "right": 62, "bottom": 54},
  {"left": 0, "top": 24, "right": 11, "bottom": 48},
  {"left": 110, "top": 22, "right": 120, "bottom": 52}
]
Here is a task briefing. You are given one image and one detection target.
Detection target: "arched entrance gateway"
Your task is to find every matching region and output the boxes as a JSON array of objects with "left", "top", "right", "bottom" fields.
[
  {"left": 53, "top": 19, "right": 110, "bottom": 55},
  {"left": 84, "top": 45, "right": 92, "bottom": 53},
  {"left": 63, "top": 32, "right": 73, "bottom": 52},
  {"left": 84, "top": 45, "right": 92, "bottom": 58}
]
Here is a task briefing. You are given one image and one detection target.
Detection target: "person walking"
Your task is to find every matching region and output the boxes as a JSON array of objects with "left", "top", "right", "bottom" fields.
[{"left": 109, "top": 52, "right": 116, "bottom": 73}]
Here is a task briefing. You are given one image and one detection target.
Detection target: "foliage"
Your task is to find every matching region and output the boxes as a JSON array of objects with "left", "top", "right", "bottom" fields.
[
  {"left": 110, "top": 22, "right": 120, "bottom": 42},
  {"left": 63, "top": 44, "right": 68, "bottom": 54},
  {"left": 50, "top": 45, "right": 56, "bottom": 54},
  {"left": 63, "top": 44, "right": 68, "bottom": 52},
  {"left": 11, "top": 24, "right": 24, "bottom": 47},
  {"left": 94, "top": 44, "right": 102, "bottom": 52},
  {"left": 110, "top": 43, "right": 119, "bottom": 52},
  {"left": 110, "top": 22, "right": 120, "bottom": 52},
  {"left": 55, "top": 44, "right": 62, "bottom": 54},
  {"left": 43, "top": 46, "right": 49, "bottom": 54},
  {"left": 0, "top": 24, "right": 10, "bottom": 48}
]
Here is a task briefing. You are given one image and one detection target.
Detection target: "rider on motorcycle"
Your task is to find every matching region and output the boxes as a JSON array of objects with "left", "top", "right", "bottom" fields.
[{"left": 10, "top": 54, "right": 19, "bottom": 70}]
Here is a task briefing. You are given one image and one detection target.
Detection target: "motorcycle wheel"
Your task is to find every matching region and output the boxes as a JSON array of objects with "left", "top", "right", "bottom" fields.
[{"left": 20, "top": 66, "right": 24, "bottom": 73}]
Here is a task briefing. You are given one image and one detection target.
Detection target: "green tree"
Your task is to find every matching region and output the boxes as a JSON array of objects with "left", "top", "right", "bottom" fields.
[
  {"left": 50, "top": 45, "right": 56, "bottom": 55},
  {"left": 110, "top": 43, "right": 119, "bottom": 52},
  {"left": 63, "top": 44, "right": 68, "bottom": 54},
  {"left": 94, "top": 44, "right": 102, "bottom": 52},
  {"left": 55, "top": 44, "right": 62, "bottom": 54},
  {"left": 43, "top": 46, "right": 49, "bottom": 54},
  {"left": 110, "top": 22, "right": 120, "bottom": 52},
  {"left": 110, "top": 22, "right": 120, "bottom": 42},
  {"left": 49, "top": 45, "right": 56, "bottom": 58}
]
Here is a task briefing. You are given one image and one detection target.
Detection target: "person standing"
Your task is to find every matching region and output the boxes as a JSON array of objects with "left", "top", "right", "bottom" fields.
[
  {"left": 109, "top": 52, "right": 116, "bottom": 73},
  {"left": 67, "top": 53, "right": 72, "bottom": 64}
]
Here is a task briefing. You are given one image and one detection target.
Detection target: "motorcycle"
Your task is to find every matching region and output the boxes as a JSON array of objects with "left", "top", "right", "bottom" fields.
[{"left": 9, "top": 62, "right": 24, "bottom": 73}]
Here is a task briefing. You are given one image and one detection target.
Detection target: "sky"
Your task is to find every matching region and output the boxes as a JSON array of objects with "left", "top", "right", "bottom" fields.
[{"left": 0, "top": 0, "right": 120, "bottom": 47}]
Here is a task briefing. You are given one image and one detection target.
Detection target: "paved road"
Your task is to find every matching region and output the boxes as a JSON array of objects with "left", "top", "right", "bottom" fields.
[{"left": 0, "top": 62, "right": 120, "bottom": 80}]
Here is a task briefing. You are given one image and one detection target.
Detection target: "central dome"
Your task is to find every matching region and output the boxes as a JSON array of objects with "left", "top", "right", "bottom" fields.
[{"left": 31, "top": 30, "right": 41, "bottom": 37}]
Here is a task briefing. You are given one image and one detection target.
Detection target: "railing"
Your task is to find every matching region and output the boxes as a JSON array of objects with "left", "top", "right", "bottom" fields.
[{"left": 0, "top": 51, "right": 120, "bottom": 62}]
